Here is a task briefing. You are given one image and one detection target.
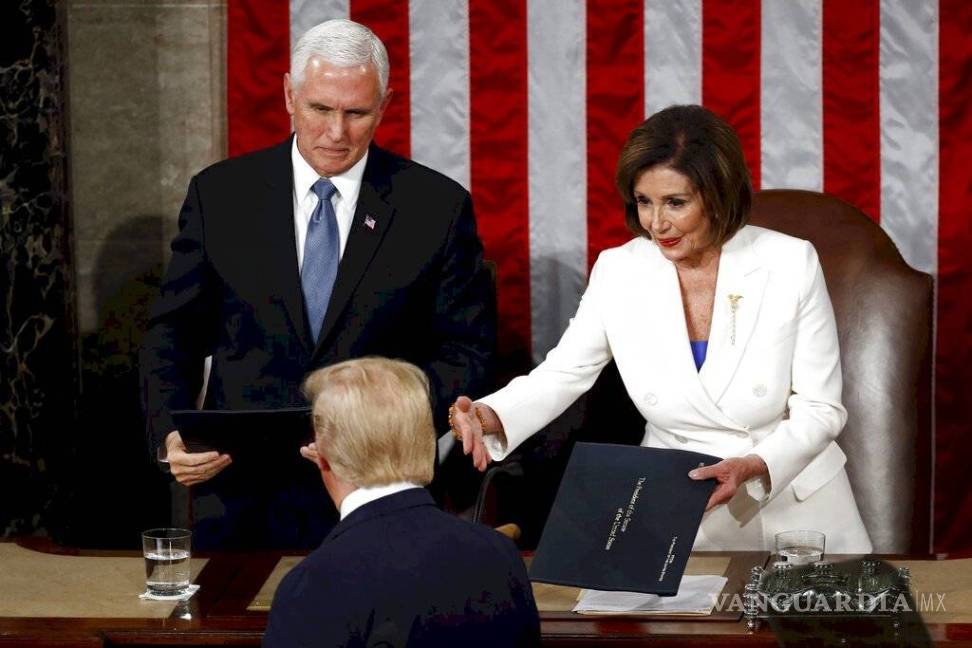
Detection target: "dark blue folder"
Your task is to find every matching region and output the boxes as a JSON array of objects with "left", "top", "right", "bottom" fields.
[
  {"left": 171, "top": 407, "right": 313, "bottom": 465},
  {"left": 530, "top": 442, "right": 720, "bottom": 595}
]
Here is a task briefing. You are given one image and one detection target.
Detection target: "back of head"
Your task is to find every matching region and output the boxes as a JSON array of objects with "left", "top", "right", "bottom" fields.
[
  {"left": 616, "top": 104, "right": 752, "bottom": 246},
  {"left": 303, "top": 357, "right": 435, "bottom": 488},
  {"left": 290, "top": 18, "right": 390, "bottom": 94}
]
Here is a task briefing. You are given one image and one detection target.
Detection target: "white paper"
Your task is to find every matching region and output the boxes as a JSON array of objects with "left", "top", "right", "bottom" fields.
[{"left": 574, "top": 575, "right": 728, "bottom": 614}]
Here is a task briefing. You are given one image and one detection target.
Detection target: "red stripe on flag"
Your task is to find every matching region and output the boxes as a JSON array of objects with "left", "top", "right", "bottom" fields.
[
  {"left": 227, "top": 1, "right": 291, "bottom": 157},
  {"left": 586, "top": 0, "right": 644, "bottom": 268},
  {"left": 936, "top": 0, "right": 972, "bottom": 554},
  {"left": 702, "top": 0, "right": 761, "bottom": 190},
  {"left": 469, "top": 0, "right": 531, "bottom": 362},
  {"left": 822, "top": 0, "right": 881, "bottom": 222},
  {"left": 350, "top": 0, "right": 411, "bottom": 157}
]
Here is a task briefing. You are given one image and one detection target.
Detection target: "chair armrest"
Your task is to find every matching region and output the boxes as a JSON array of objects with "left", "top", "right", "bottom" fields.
[{"left": 473, "top": 460, "right": 525, "bottom": 525}]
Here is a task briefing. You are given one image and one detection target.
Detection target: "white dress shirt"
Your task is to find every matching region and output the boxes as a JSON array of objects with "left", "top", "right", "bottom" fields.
[
  {"left": 292, "top": 138, "right": 368, "bottom": 271},
  {"left": 339, "top": 482, "right": 422, "bottom": 520}
]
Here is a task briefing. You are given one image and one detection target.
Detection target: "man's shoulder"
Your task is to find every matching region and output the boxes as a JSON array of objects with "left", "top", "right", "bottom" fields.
[
  {"left": 326, "top": 502, "right": 521, "bottom": 567},
  {"left": 274, "top": 541, "right": 361, "bottom": 601},
  {"left": 193, "top": 138, "right": 291, "bottom": 186},
  {"left": 419, "top": 506, "right": 524, "bottom": 564},
  {"left": 369, "top": 146, "right": 470, "bottom": 201}
]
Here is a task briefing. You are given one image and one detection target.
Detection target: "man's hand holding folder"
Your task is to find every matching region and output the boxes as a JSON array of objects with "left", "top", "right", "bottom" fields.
[
  {"left": 167, "top": 408, "right": 313, "bottom": 485},
  {"left": 163, "top": 430, "right": 233, "bottom": 486}
]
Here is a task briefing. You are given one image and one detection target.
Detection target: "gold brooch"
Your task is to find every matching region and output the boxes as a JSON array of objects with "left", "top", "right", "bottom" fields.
[{"left": 728, "top": 294, "right": 743, "bottom": 345}]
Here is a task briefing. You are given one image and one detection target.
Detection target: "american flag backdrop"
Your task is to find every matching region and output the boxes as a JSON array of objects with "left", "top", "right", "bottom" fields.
[{"left": 226, "top": 0, "right": 972, "bottom": 553}]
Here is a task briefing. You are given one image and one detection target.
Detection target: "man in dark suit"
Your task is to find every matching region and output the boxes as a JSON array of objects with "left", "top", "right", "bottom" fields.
[
  {"left": 139, "top": 19, "right": 495, "bottom": 549},
  {"left": 263, "top": 358, "right": 539, "bottom": 648}
]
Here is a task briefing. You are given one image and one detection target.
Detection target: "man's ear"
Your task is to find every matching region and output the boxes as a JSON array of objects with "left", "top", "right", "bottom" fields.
[
  {"left": 317, "top": 452, "right": 330, "bottom": 474},
  {"left": 375, "top": 87, "right": 393, "bottom": 122},
  {"left": 283, "top": 73, "right": 296, "bottom": 116}
]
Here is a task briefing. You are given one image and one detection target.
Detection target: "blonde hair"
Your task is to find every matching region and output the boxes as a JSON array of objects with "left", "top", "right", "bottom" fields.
[{"left": 302, "top": 357, "right": 434, "bottom": 487}]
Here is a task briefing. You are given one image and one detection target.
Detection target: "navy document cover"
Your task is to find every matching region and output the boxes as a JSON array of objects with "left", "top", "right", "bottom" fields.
[
  {"left": 530, "top": 442, "right": 721, "bottom": 595},
  {"left": 171, "top": 408, "right": 313, "bottom": 465}
]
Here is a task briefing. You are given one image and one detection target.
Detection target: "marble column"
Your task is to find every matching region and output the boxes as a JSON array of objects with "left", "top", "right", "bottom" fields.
[
  {"left": 0, "top": 1, "right": 77, "bottom": 537},
  {"left": 63, "top": 0, "right": 227, "bottom": 546}
]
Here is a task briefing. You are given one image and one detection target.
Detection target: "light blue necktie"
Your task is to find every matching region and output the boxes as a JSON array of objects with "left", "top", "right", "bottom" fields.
[{"left": 301, "top": 178, "right": 339, "bottom": 344}]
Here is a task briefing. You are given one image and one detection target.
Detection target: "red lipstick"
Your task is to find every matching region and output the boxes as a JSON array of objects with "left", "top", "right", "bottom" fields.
[{"left": 658, "top": 237, "right": 682, "bottom": 248}]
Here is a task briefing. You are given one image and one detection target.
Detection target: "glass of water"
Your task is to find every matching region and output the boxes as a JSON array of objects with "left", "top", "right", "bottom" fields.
[
  {"left": 142, "top": 528, "right": 192, "bottom": 596},
  {"left": 775, "top": 530, "right": 825, "bottom": 565}
]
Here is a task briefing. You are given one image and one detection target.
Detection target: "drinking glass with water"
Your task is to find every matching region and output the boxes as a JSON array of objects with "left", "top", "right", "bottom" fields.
[
  {"left": 142, "top": 528, "right": 192, "bottom": 596},
  {"left": 775, "top": 530, "right": 826, "bottom": 565}
]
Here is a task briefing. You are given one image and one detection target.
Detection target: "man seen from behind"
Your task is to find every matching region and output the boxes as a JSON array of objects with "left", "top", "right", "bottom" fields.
[{"left": 263, "top": 357, "right": 539, "bottom": 648}]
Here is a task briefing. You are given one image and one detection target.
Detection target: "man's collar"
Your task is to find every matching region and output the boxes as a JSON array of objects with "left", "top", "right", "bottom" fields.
[
  {"left": 291, "top": 137, "right": 369, "bottom": 201},
  {"left": 339, "top": 481, "right": 422, "bottom": 520},
  {"left": 291, "top": 137, "right": 318, "bottom": 201}
]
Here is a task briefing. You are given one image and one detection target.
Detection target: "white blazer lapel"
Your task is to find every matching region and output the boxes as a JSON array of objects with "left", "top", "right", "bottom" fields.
[
  {"left": 650, "top": 254, "right": 701, "bottom": 389},
  {"left": 634, "top": 239, "right": 729, "bottom": 420},
  {"left": 699, "top": 227, "right": 768, "bottom": 404}
]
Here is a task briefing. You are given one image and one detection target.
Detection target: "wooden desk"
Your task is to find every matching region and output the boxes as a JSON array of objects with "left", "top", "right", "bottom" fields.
[{"left": 2, "top": 540, "right": 971, "bottom": 647}]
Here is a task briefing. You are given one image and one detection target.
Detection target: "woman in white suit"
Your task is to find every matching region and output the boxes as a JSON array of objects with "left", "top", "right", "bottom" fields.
[{"left": 451, "top": 105, "right": 871, "bottom": 553}]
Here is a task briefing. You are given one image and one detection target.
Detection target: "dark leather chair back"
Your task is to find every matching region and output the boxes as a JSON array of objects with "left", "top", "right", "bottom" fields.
[{"left": 749, "top": 190, "right": 932, "bottom": 554}]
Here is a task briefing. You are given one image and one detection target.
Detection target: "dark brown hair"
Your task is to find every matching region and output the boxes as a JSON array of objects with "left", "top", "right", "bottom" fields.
[{"left": 615, "top": 105, "right": 752, "bottom": 246}]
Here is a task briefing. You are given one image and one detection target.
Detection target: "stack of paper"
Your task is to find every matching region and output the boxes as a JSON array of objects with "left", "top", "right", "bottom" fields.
[{"left": 574, "top": 575, "right": 728, "bottom": 615}]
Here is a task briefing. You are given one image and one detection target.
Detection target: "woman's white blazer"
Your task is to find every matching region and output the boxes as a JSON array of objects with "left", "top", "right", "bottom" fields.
[{"left": 481, "top": 225, "right": 872, "bottom": 553}]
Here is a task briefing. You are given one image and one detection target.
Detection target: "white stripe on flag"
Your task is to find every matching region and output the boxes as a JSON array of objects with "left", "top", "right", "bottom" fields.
[
  {"left": 760, "top": 0, "right": 823, "bottom": 190},
  {"left": 644, "top": 0, "right": 702, "bottom": 116},
  {"left": 409, "top": 0, "right": 471, "bottom": 190},
  {"left": 527, "top": 0, "right": 587, "bottom": 362},
  {"left": 879, "top": 0, "right": 938, "bottom": 274},
  {"left": 290, "top": 0, "right": 349, "bottom": 53}
]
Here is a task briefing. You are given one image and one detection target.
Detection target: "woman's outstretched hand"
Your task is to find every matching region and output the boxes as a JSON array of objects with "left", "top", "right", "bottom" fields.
[{"left": 449, "top": 396, "right": 504, "bottom": 472}]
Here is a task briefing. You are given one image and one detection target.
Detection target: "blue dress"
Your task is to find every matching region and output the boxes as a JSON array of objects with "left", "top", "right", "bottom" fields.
[{"left": 690, "top": 340, "right": 708, "bottom": 371}]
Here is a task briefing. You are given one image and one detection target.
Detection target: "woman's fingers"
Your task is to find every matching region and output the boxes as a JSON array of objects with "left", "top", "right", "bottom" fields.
[
  {"left": 705, "top": 483, "right": 735, "bottom": 510},
  {"left": 690, "top": 458, "right": 746, "bottom": 510},
  {"left": 451, "top": 396, "right": 480, "bottom": 455},
  {"left": 472, "top": 437, "right": 486, "bottom": 472},
  {"left": 459, "top": 410, "right": 475, "bottom": 455},
  {"left": 455, "top": 395, "right": 474, "bottom": 413},
  {"left": 451, "top": 396, "right": 493, "bottom": 470}
]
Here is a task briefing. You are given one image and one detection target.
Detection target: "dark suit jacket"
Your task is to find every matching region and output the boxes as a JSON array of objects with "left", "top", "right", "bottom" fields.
[
  {"left": 263, "top": 488, "right": 540, "bottom": 648},
  {"left": 139, "top": 139, "right": 496, "bottom": 548}
]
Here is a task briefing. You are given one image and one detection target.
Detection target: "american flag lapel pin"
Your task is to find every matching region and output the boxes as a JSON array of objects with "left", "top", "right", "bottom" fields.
[{"left": 364, "top": 214, "right": 377, "bottom": 230}]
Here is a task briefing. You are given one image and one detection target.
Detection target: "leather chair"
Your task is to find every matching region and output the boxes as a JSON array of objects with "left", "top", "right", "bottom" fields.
[{"left": 748, "top": 190, "right": 932, "bottom": 554}]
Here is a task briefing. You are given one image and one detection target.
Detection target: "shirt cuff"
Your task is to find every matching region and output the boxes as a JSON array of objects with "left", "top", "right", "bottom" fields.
[
  {"left": 743, "top": 472, "right": 770, "bottom": 502},
  {"left": 482, "top": 431, "right": 509, "bottom": 462}
]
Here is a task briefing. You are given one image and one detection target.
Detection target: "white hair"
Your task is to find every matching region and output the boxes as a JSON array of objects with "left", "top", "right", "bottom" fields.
[{"left": 290, "top": 19, "right": 389, "bottom": 96}]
